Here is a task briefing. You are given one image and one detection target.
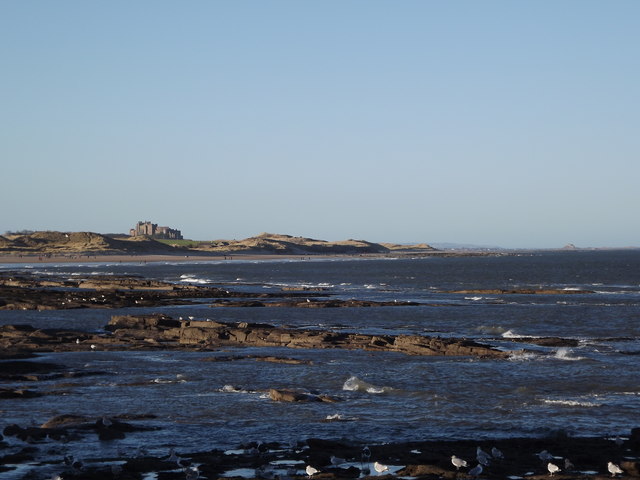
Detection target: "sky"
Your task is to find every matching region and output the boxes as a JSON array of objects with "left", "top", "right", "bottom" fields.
[{"left": 1, "top": 1, "right": 639, "bottom": 248}]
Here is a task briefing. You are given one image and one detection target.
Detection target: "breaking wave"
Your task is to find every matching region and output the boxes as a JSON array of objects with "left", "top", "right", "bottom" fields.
[
  {"left": 553, "top": 347, "right": 585, "bottom": 361},
  {"left": 540, "top": 398, "right": 602, "bottom": 408},
  {"left": 342, "top": 376, "right": 390, "bottom": 394},
  {"left": 179, "top": 274, "right": 210, "bottom": 284}
]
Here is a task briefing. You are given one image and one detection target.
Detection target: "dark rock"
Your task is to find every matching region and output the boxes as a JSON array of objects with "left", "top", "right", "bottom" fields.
[
  {"left": 41, "top": 414, "right": 91, "bottom": 429},
  {"left": 268, "top": 389, "right": 343, "bottom": 403},
  {"left": 0, "top": 388, "right": 43, "bottom": 399},
  {"left": 398, "top": 464, "right": 456, "bottom": 478},
  {"left": 3, "top": 424, "right": 25, "bottom": 437}
]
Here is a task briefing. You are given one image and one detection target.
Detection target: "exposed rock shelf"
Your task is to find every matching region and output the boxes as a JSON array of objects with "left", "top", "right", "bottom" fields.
[
  {"left": 0, "top": 315, "right": 509, "bottom": 358},
  {"left": 108, "top": 315, "right": 509, "bottom": 358}
]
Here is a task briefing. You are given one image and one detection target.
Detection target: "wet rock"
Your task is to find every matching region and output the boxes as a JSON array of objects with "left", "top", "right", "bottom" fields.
[
  {"left": 106, "top": 314, "right": 182, "bottom": 331},
  {"left": 41, "top": 414, "right": 92, "bottom": 429},
  {"left": 3, "top": 424, "right": 25, "bottom": 436},
  {"left": 509, "top": 337, "right": 581, "bottom": 347},
  {"left": 622, "top": 461, "right": 640, "bottom": 477},
  {"left": 269, "top": 388, "right": 342, "bottom": 403},
  {"left": 445, "top": 288, "right": 595, "bottom": 295},
  {"left": 1, "top": 316, "right": 508, "bottom": 358},
  {"left": 398, "top": 464, "right": 456, "bottom": 478},
  {"left": 0, "top": 387, "right": 43, "bottom": 398},
  {"left": 210, "top": 298, "right": 422, "bottom": 308},
  {"left": 0, "top": 447, "right": 37, "bottom": 464}
]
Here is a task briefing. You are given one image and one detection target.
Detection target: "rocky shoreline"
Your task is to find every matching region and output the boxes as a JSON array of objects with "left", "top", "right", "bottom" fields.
[
  {"left": 0, "top": 312, "right": 509, "bottom": 358},
  {"left": 2, "top": 270, "right": 638, "bottom": 479},
  {"left": 1, "top": 418, "right": 639, "bottom": 479}
]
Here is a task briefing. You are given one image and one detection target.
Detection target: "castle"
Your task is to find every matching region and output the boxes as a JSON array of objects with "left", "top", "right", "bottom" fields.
[{"left": 130, "top": 221, "right": 183, "bottom": 240}]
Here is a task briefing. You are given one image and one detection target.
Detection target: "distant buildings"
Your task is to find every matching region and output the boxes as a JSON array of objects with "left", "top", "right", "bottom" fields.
[{"left": 130, "top": 221, "right": 183, "bottom": 240}]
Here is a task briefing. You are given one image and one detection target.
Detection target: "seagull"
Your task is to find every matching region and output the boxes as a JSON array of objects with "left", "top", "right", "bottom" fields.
[
  {"left": 547, "top": 462, "right": 561, "bottom": 476},
  {"left": 374, "top": 461, "right": 389, "bottom": 473},
  {"left": 451, "top": 455, "right": 468, "bottom": 470},
  {"left": 536, "top": 450, "right": 554, "bottom": 462},
  {"left": 362, "top": 446, "right": 371, "bottom": 461},
  {"left": 608, "top": 462, "right": 624, "bottom": 477},
  {"left": 75, "top": 338, "right": 80, "bottom": 344},
  {"left": 185, "top": 465, "right": 200, "bottom": 480},
  {"left": 306, "top": 465, "right": 318, "bottom": 477},
  {"left": 168, "top": 447, "right": 180, "bottom": 463},
  {"left": 476, "top": 447, "right": 491, "bottom": 466},
  {"left": 101, "top": 416, "right": 112, "bottom": 428},
  {"left": 90, "top": 344, "right": 96, "bottom": 350},
  {"left": 469, "top": 464, "right": 483, "bottom": 478},
  {"left": 330, "top": 455, "right": 345, "bottom": 466},
  {"left": 491, "top": 447, "right": 504, "bottom": 460},
  {"left": 564, "top": 458, "right": 574, "bottom": 471}
]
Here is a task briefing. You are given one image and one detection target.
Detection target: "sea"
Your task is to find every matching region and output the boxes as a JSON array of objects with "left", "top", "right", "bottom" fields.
[{"left": 1, "top": 250, "right": 639, "bottom": 475}]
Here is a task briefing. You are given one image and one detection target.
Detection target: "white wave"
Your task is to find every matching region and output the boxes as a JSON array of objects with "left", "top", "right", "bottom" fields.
[
  {"left": 179, "top": 274, "right": 210, "bottom": 284},
  {"left": 220, "top": 385, "right": 249, "bottom": 393},
  {"left": 553, "top": 347, "right": 585, "bottom": 361},
  {"left": 502, "top": 329, "right": 537, "bottom": 339},
  {"left": 465, "top": 296, "right": 483, "bottom": 301},
  {"left": 541, "top": 398, "right": 602, "bottom": 407},
  {"left": 323, "top": 413, "right": 358, "bottom": 422},
  {"left": 476, "top": 325, "right": 507, "bottom": 335},
  {"left": 151, "top": 377, "right": 186, "bottom": 384},
  {"left": 508, "top": 352, "right": 539, "bottom": 361},
  {"left": 342, "top": 376, "right": 389, "bottom": 394}
]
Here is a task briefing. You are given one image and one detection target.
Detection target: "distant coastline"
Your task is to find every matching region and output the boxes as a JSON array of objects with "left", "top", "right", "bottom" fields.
[{"left": 1, "top": 231, "right": 637, "bottom": 264}]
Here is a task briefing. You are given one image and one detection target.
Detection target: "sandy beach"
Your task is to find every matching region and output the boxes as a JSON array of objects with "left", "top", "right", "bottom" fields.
[{"left": 0, "top": 253, "right": 334, "bottom": 265}]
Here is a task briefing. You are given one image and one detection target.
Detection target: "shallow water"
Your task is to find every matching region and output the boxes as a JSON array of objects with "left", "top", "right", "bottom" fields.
[{"left": 1, "top": 251, "right": 639, "bottom": 478}]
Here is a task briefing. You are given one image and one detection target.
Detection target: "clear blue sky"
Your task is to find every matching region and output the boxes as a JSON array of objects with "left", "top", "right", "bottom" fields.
[{"left": 1, "top": 1, "right": 638, "bottom": 248}]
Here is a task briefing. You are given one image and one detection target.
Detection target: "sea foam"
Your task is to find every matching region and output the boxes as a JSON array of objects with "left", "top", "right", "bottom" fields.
[{"left": 342, "top": 376, "right": 389, "bottom": 394}]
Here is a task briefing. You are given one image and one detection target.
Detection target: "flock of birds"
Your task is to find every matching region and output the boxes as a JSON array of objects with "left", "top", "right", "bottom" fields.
[
  {"left": 448, "top": 446, "right": 627, "bottom": 479},
  {"left": 304, "top": 445, "right": 628, "bottom": 480},
  {"left": 44, "top": 440, "right": 629, "bottom": 480}
]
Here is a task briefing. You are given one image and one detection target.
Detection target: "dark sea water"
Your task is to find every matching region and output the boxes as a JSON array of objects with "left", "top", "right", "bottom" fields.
[{"left": 1, "top": 251, "right": 639, "bottom": 477}]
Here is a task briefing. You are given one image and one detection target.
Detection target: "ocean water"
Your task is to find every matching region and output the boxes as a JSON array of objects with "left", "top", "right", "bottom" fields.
[{"left": 1, "top": 251, "right": 639, "bottom": 472}]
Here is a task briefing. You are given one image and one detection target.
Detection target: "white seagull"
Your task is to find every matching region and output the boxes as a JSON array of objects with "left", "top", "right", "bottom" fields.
[
  {"left": 608, "top": 462, "right": 624, "bottom": 477},
  {"left": 451, "top": 455, "right": 468, "bottom": 470},
  {"left": 306, "top": 465, "right": 319, "bottom": 477},
  {"left": 547, "top": 462, "right": 561, "bottom": 476},
  {"left": 374, "top": 461, "right": 389, "bottom": 473}
]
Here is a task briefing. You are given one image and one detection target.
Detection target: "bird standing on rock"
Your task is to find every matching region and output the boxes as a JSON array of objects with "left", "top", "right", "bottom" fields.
[
  {"left": 608, "top": 462, "right": 624, "bottom": 477},
  {"left": 374, "top": 461, "right": 389, "bottom": 473},
  {"left": 469, "top": 464, "right": 483, "bottom": 478},
  {"left": 451, "top": 455, "right": 468, "bottom": 470},
  {"left": 476, "top": 447, "right": 491, "bottom": 466},
  {"left": 547, "top": 462, "right": 561, "bottom": 476}
]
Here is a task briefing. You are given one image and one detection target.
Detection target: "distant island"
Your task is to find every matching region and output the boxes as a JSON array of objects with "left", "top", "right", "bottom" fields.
[{"left": 0, "top": 231, "right": 439, "bottom": 257}]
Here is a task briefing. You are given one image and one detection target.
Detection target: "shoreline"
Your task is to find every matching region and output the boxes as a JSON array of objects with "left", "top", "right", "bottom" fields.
[
  {"left": 0, "top": 253, "right": 343, "bottom": 265},
  {"left": 0, "top": 251, "right": 484, "bottom": 265},
  {"left": 1, "top": 427, "right": 638, "bottom": 479}
]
